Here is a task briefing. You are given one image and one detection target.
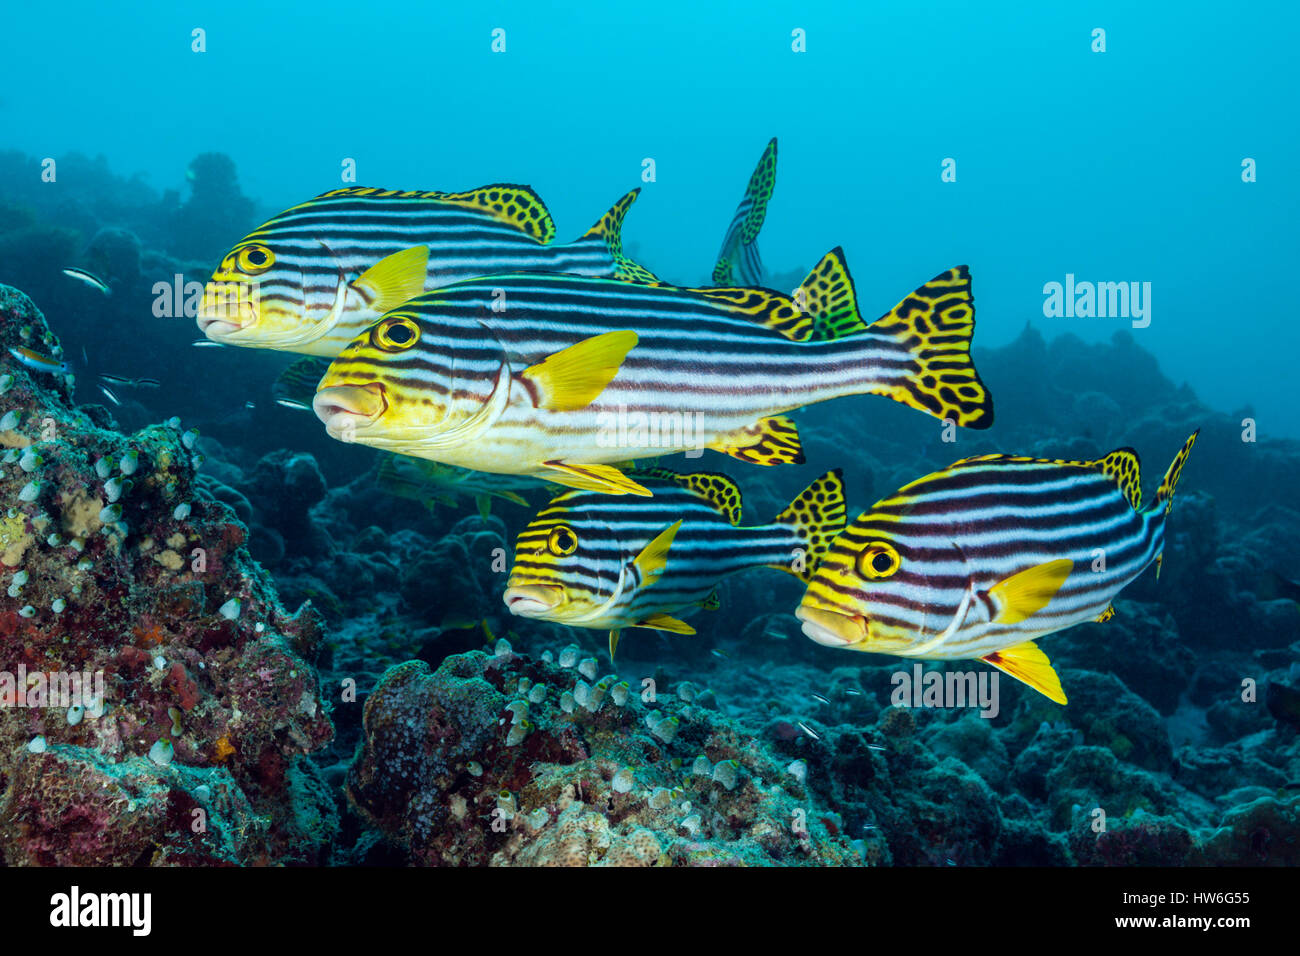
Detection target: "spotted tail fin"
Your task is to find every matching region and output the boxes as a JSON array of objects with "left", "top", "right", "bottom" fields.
[
  {"left": 581, "top": 189, "right": 659, "bottom": 284},
  {"left": 712, "top": 137, "right": 777, "bottom": 287},
  {"left": 1153, "top": 430, "right": 1199, "bottom": 515},
  {"left": 860, "top": 265, "right": 994, "bottom": 430},
  {"left": 765, "top": 469, "right": 847, "bottom": 582}
]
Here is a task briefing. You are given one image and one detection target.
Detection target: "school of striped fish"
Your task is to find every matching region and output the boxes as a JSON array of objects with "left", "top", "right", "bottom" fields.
[{"left": 196, "top": 138, "right": 1199, "bottom": 705}]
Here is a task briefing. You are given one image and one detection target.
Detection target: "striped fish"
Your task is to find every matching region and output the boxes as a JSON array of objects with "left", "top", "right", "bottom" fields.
[
  {"left": 795, "top": 432, "right": 1200, "bottom": 704},
  {"left": 712, "top": 138, "right": 777, "bottom": 287},
  {"left": 197, "top": 184, "right": 655, "bottom": 356},
  {"left": 312, "top": 250, "right": 993, "bottom": 496},
  {"left": 504, "top": 467, "right": 846, "bottom": 658}
]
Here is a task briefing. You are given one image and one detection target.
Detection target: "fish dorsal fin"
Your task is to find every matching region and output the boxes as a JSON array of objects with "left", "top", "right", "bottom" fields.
[
  {"left": 712, "top": 137, "right": 778, "bottom": 287},
  {"left": 693, "top": 286, "right": 813, "bottom": 341},
  {"left": 634, "top": 520, "right": 683, "bottom": 586},
  {"left": 636, "top": 613, "right": 696, "bottom": 635},
  {"left": 627, "top": 467, "right": 743, "bottom": 524},
  {"left": 520, "top": 330, "right": 638, "bottom": 411},
  {"left": 981, "top": 641, "right": 1068, "bottom": 705},
  {"left": 987, "top": 559, "right": 1074, "bottom": 624},
  {"left": 351, "top": 245, "right": 429, "bottom": 314},
  {"left": 1095, "top": 448, "right": 1142, "bottom": 511},
  {"left": 794, "top": 248, "right": 868, "bottom": 341},
  {"left": 429, "top": 184, "right": 556, "bottom": 243}
]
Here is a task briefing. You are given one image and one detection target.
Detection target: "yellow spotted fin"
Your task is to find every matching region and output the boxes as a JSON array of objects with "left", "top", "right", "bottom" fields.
[
  {"left": 582, "top": 189, "right": 658, "bottom": 284},
  {"left": 982, "top": 641, "right": 1067, "bottom": 705},
  {"left": 434, "top": 185, "right": 556, "bottom": 243},
  {"left": 1095, "top": 604, "right": 1115, "bottom": 623},
  {"left": 521, "top": 330, "right": 638, "bottom": 411},
  {"left": 764, "top": 469, "right": 848, "bottom": 582},
  {"left": 351, "top": 245, "right": 429, "bottom": 313},
  {"left": 987, "top": 559, "right": 1073, "bottom": 624},
  {"left": 708, "top": 414, "right": 804, "bottom": 466},
  {"left": 631, "top": 466, "right": 744, "bottom": 525}
]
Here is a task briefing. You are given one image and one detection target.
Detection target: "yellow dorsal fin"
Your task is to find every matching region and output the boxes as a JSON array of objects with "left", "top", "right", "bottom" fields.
[
  {"left": 694, "top": 286, "right": 813, "bottom": 341},
  {"left": 707, "top": 415, "right": 803, "bottom": 466},
  {"left": 636, "top": 613, "right": 696, "bottom": 635},
  {"left": 433, "top": 184, "right": 556, "bottom": 243},
  {"left": 1095, "top": 448, "right": 1142, "bottom": 511},
  {"left": 351, "top": 245, "right": 429, "bottom": 313},
  {"left": 1155, "top": 430, "right": 1198, "bottom": 515},
  {"left": 521, "top": 330, "right": 638, "bottom": 411},
  {"left": 793, "top": 248, "right": 868, "bottom": 340},
  {"left": 981, "top": 641, "right": 1068, "bottom": 705},
  {"left": 608, "top": 629, "right": 621, "bottom": 661},
  {"left": 987, "top": 559, "right": 1074, "bottom": 624},
  {"left": 630, "top": 467, "right": 743, "bottom": 524},
  {"left": 542, "top": 461, "right": 652, "bottom": 497},
  {"left": 633, "top": 520, "right": 683, "bottom": 585}
]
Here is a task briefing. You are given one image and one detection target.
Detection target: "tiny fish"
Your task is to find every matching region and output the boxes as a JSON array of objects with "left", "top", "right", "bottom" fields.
[
  {"left": 276, "top": 398, "right": 312, "bottom": 411},
  {"left": 811, "top": 693, "right": 831, "bottom": 705},
  {"left": 797, "top": 433, "right": 1199, "bottom": 705},
  {"left": 244, "top": 401, "right": 256, "bottom": 410},
  {"left": 866, "top": 744, "right": 886, "bottom": 751},
  {"left": 503, "top": 467, "right": 846, "bottom": 661},
  {"left": 62, "top": 267, "right": 111, "bottom": 295},
  {"left": 192, "top": 339, "right": 225, "bottom": 348},
  {"left": 8, "top": 346, "right": 71, "bottom": 374},
  {"left": 98, "top": 384, "right": 121, "bottom": 405},
  {"left": 797, "top": 721, "right": 821, "bottom": 741},
  {"left": 710, "top": 648, "right": 730, "bottom": 660},
  {"left": 100, "top": 374, "right": 160, "bottom": 388}
]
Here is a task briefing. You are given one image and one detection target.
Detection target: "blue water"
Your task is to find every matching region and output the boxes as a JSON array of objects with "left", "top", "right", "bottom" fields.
[{"left": 3, "top": 0, "right": 1296, "bottom": 430}]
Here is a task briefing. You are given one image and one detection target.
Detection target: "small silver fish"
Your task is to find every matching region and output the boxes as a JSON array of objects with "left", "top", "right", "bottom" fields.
[
  {"left": 192, "top": 340, "right": 224, "bottom": 348},
  {"left": 100, "top": 374, "right": 160, "bottom": 388},
  {"left": 811, "top": 693, "right": 830, "bottom": 705},
  {"left": 98, "top": 384, "right": 121, "bottom": 405},
  {"left": 244, "top": 401, "right": 256, "bottom": 410},
  {"left": 797, "top": 721, "right": 821, "bottom": 741},
  {"left": 62, "top": 267, "right": 111, "bottom": 295},
  {"left": 275, "top": 398, "right": 312, "bottom": 411}
]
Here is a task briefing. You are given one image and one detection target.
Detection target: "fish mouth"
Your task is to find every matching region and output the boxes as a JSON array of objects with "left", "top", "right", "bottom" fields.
[
  {"left": 503, "top": 584, "right": 563, "bottom": 618},
  {"left": 795, "top": 606, "right": 868, "bottom": 648},
  {"left": 313, "top": 383, "right": 388, "bottom": 437},
  {"left": 197, "top": 284, "right": 257, "bottom": 338}
]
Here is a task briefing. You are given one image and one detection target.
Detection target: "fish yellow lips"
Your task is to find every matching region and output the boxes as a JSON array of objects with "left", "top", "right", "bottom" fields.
[
  {"left": 795, "top": 605, "right": 867, "bottom": 647},
  {"left": 313, "top": 383, "right": 388, "bottom": 437},
  {"left": 503, "top": 584, "right": 562, "bottom": 618},
  {"left": 197, "top": 283, "right": 257, "bottom": 338}
]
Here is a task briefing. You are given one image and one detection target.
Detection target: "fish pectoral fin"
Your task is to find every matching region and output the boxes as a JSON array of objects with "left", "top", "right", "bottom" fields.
[
  {"left": 633, "top": 520, "right": 683, "bottom": 585},
  {"left": 635, "top": 613, "right": 695, "bottom": 635},
  {"left": 1095, "top": 604, "right": 1115, "bottom": 624},
  {"left": 521, "top": 330, "right": 638, "bottom": 411},
  {"left": 350, "top": 245, "right": 429, "bottom": 313},
  {"left": 982, "top": 641, "right": 1068, "bottom": 705},
  {"left": 542, "top": 461, "right": 653, "bottom": 497},
  {"left": 987, "top": 558, "right": 1073, "bottom": 624},
  {"left": 497, "top": 491, "right": 530, "bottom": 507},
  {"left": 708, "top": 415, "right": 804, "bottom": 466}
]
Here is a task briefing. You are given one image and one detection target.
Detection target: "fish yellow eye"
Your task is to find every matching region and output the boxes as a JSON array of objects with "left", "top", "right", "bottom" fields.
[
  {"left": 236, "top": 244, "right": 274, "bottom": 274},
  {"left": 371, "top": 315, "right": 420, "bottom": 353},
  {"left": 856, "top": 542, "right": 900, "bottom": 579},
  {"left": 547, "top": 525, "right": 578, "bottom": 556}
]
